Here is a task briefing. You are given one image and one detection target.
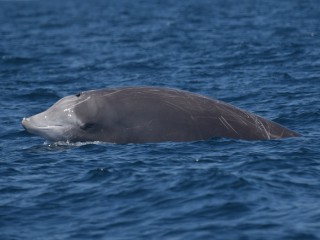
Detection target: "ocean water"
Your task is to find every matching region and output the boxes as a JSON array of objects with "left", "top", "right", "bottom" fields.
[{"left": 1, "top": 0, "right": 320, "bottom": 239}]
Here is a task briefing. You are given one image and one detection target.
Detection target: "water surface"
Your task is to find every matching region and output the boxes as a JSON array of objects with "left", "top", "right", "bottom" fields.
[{"left": 0, "top": 0, "right": 320, "bottom": 239}]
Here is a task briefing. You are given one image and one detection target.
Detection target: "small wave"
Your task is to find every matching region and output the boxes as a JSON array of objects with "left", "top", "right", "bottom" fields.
[
  {"left": 20, "top": 88, "right": 60, "bottom": 101},
  {"left": 84, "top": 167, "right": 113, "bottom": 181}
]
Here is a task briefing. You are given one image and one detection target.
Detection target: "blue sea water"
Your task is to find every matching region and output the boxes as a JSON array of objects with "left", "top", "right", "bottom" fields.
[{"left": 1, "top": 0, "right": 320, "bottom": 239}]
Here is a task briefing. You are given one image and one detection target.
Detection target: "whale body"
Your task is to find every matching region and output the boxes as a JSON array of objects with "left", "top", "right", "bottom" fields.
[{"left": 22, "top": 87, "right": 300, "bottom": 143}]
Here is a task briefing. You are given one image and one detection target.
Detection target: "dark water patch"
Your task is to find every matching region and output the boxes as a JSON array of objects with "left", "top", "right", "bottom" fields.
[
  {"left": 19, "top": 88, "right": 60, "bottom": 102},
  {"left": 1, "top": 55, "right": 40, "bottom": 65}
]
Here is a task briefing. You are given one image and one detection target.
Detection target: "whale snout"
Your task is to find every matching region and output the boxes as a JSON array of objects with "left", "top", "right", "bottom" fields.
[
  {"left": 22, "top": 117, "right": 30, "bottom": 130},
  {"left": 21, "top": 115, "right": 49, "bottom": 133},
  {"left": 21, "top": 113, "right": 75, "bottom": 142},
  {"left": 21, "top": 116, "right": 42, "bottom": 134}
]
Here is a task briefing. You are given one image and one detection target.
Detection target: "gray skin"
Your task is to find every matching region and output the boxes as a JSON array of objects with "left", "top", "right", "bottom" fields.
[{"left": 22, "top": 87, "right": 300, "bottom": 143}]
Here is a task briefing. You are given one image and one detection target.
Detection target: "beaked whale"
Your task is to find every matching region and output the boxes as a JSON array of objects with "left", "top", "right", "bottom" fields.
[{"left": 22, "top": 87, "right": 300, "bottom": 143}]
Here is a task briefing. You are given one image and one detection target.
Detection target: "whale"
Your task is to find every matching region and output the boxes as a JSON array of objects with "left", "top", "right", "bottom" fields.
[{"left": 21, "top": 87, "right": 300, "bottom": 143}]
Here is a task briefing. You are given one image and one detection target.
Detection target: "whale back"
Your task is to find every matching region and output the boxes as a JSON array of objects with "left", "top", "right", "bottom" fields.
[{"left": 72, "top": 87, "right": 300, "bottom": 143}]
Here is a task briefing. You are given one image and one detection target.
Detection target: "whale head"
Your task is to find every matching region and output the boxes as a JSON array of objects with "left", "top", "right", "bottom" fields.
[{"left": 22, "top": 92, "right": 101, "bottom": 142}]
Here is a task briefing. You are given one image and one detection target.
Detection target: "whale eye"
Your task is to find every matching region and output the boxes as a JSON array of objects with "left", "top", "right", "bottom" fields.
[
  {"left": 80, "top": 123, "right": 95, "bottom": 131},
  {"left": 76, "top": 93, "right": 81, "bottom": 97}
]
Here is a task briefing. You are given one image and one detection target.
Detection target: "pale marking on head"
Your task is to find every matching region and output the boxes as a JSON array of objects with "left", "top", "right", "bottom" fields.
[
  {"left": 63, "top": 96, "right": 91, "bottom": 115},
  {"left": 102, "top": 89, "right": 125, "bottom": 97}
]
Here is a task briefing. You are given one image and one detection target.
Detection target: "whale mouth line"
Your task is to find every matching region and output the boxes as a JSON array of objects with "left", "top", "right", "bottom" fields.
[
  {"left": 25, "top": 123, "right": 64, "bottom": 129},
  {"left": 31, "top": 125, "right": 64, "bottom": 129},
  {"left": 22, "top": 118, "right": 64, "bottom": 130}
]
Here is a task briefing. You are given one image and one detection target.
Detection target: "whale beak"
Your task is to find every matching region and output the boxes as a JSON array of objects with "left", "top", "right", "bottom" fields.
[
  {"left": 21, "top": 117, "right": 47, "bottom": 132},
  {"left": 22, "top": 117, "right": 29, "bottom": 130},
  {"left": 21, "top": 117, "right": 44, "bottom": 133},
  {"left": 21, "top": 115, "right": 65, "bottom": 141}
]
